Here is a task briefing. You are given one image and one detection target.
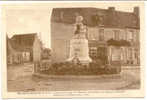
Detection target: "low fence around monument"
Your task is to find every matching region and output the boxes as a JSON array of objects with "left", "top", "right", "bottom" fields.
[
  {"left": 34, "top": 61, "right": 121, "bottom": 75},
  {"left": 34, "top": 59, "right": 52, "bottom": 73}
]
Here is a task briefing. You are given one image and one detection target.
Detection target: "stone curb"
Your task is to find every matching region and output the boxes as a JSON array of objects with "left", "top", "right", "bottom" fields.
[
  {"left": 32, "top": 72, "right": 139, "bottom": 90},
  {"left": 33, "top": 73, "right": 121, "bottom": 79}
]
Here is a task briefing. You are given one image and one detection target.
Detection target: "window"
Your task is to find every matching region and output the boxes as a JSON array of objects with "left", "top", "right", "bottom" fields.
[
  {"left": 128, "top": 30, "right": 134, "bottom": 42},
  {"left": 133, "top": 33, "right": 137, "bottom": 42},
  {"left": 135, "top": 52, "right": 137, "bottom": 59},
  {"left": 99, "top": 29, "right": 104, "bottom": 41},
  {"left": 114, "top": 30, "right": 120, "bottom": 40},
  {"left": 128, "top": 48, "right": 133, "bottom": 60}
]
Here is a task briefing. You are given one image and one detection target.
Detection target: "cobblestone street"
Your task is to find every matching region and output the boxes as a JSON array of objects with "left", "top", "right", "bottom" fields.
[{"left": 7, "top": 63, "right": 140, "bottom": 92}]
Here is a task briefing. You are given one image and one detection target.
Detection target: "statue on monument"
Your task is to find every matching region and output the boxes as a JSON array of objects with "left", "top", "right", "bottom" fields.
[
  {"left": 67, "top": 15, "right": 92, "bottom": 65},
  {"left": 74, "top": 16, "right": 87, "bottom": 39}
]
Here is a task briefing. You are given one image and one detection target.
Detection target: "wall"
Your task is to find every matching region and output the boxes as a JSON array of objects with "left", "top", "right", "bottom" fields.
[
  {"left": 87, "top": 27, "right": 140, "bottom": 42},
  {"left": 51, "top": 22, "right": 140, "bottom": 64},
  {"left": 51, "top": 39, "right": 70, "bottom": 63},
  {"left": 51, "top": 22, "right": 73, "bottom": 63},
  {"left": 33, "top": 35, "right": 42, "bottom": 62}
]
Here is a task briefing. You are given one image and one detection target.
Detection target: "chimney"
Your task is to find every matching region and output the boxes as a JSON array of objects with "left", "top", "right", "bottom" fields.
[
  {"left": 108, "top": 7, "right": 115, "bottom": 24},
  {"left": 133, "top": 7, "right": 139, "bottom": 17},
  {"left": 108, "top": 7, "right": 115, "bottom": 12}
]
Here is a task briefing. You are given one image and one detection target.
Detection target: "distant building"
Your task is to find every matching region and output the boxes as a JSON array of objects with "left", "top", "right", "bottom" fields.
[
  {"left": 7, "top": 35, "right": 22, "bottom": 64},
  {"left": 7, "top": 33, "right": 43, "bottom": 64},
  {"left": 51, "top": 7, "right": 140, "bottom": 65}
]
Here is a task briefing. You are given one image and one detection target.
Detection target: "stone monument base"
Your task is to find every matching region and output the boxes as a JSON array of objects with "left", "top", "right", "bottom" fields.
[{"left": 67, "top": 38, "right": 92, "bottom": 65}]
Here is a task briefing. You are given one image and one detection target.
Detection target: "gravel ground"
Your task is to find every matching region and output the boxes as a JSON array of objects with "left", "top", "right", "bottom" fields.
[{"left": 7, "top": 63, "right": 140, "bottom": 92}]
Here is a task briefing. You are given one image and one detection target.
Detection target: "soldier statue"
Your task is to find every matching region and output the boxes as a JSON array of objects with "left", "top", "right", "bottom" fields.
[{"left": 74, "top": 16, "right": 87, "bottom": 39}]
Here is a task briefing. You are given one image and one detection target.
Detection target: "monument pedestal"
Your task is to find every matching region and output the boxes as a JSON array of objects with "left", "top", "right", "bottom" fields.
[{"left": 67, "top": 35, "right": 92, "bottom": 65}]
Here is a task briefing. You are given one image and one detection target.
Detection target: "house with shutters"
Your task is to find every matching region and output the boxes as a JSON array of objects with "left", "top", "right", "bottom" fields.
[{"left": 51, "top": 7, "right": 140, "bottom": 65}]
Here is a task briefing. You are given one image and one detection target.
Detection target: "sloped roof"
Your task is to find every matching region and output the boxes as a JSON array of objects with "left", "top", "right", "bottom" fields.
[
  {"left": 10, "top": 33, "right": 37, "bottom": 51},
  {"left": 105, "top": 11, "right": 140, "bottom": 29},
  {"left": 51, "top": 7, "right": 140, "bottom": 29},
  {"left": 7, "top": 36, "right": 17, "bottom": 55}
]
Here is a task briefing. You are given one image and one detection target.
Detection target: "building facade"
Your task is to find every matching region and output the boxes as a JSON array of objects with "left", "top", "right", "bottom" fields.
[
  {"left": 51, "top": 7, "right": 140, "bottom": 65},
  {"left": 7, "top": 33, "right": 43, "bottom": 65},
  {"left": 88, "top": 26, "right": 140, "bottom": 65}
]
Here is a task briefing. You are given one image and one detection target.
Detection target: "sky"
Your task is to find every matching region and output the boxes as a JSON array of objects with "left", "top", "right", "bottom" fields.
[
  {"left": 3, "top": 4, "right": 136, "bottom": 48},
  {"left": 5, "top": 7, "right": 52, "bottom": 48}
]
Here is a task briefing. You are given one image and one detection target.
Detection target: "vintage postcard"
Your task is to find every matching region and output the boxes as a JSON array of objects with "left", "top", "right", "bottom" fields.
[{"left": 0, "top": 1, "right": 145, "bottom": 98}]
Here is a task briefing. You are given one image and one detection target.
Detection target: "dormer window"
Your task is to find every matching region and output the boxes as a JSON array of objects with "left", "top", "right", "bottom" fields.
[{"left": 91, "top": 13, "right": 104, "bottom": 26}]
